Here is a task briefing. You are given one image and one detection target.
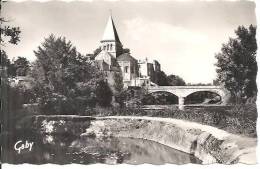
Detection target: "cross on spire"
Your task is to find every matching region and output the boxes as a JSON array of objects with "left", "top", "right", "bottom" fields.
[{"left": 109, "top": 9, "right": 112, "bottom": 17}]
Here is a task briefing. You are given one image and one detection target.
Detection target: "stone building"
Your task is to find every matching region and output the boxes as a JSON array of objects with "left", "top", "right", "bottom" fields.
[
  {"left": 138, "top": 58, "right": 161, "bottom": 85},
  {"left": 117, "top": 53, "right": 139, "bottom": 87},
  {"left": 95, "top": 14, "right": 160, "bottom": 88}
]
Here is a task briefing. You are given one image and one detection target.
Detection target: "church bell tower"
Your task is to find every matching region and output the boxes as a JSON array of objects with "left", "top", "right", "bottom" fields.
[{"left": 100, "top": 14, "right": 123, "bottom": 58}]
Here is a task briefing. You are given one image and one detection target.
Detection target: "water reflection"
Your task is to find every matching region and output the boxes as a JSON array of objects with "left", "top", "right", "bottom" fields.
[{"left": 3, "top": 132, "right": 201, "bottom": 165}]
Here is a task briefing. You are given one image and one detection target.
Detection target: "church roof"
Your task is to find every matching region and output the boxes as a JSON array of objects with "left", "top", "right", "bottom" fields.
[
  {"left": 117, "top": 53, "right": 137, "bottom": 62},
  {"left": 101, "top": 15, "right": 121, "bottom": 43}
]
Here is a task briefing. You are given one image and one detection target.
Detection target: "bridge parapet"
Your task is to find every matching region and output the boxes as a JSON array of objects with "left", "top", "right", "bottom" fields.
[{"left": 148, "top": 86, "right": 222, "bottom": 90}]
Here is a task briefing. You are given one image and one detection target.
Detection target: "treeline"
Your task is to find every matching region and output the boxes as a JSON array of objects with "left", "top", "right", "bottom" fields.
[{"left": 153, "top": 72, "right": 186, "bottom": 86}]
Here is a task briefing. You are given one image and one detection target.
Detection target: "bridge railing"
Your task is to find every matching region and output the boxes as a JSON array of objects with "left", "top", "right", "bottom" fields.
[{"left": 148, "top": 86, "right": 222, "bottom": 90}]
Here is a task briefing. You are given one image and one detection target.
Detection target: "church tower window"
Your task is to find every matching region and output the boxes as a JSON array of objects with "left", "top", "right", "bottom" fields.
[
  {"left": 124, "top": 66, "right": 128, "bottom": 73},
  {"left": 107, "top": 44, "right": 109, "bottom": 51}
]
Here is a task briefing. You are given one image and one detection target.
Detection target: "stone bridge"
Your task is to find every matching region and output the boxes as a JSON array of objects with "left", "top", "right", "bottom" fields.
[{"left": 147, "top": 86, "right": 230, "bottom": 110}]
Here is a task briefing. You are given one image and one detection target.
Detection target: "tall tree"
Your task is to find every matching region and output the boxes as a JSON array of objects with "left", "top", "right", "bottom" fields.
[
  {"left": 167, "top": 74, "right": 186, "bottom": 86},
  {"left": 0, "top": 0, "right": 22, "bottom": 155},
  {"left": 0, "top": 0, "right": 21, "bottom": 76},
  {"left": 215, "top": 25, "right": 257, "bottom": 103},
  {"left": 31, "top": 35, "right": 106, "bottom": 114}
]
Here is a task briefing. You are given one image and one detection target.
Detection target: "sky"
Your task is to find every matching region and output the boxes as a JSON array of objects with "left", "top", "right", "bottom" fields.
[{"left": 2, "top": 0, "right": 257, "bottom": 84}]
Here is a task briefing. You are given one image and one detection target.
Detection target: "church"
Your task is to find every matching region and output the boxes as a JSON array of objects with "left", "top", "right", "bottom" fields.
[{"left": 94, "top": 15, "right": 161, "bottom": 89}]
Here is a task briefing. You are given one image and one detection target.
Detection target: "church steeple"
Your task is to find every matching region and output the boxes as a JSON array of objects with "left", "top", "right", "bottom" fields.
[
  {"left": 100, "top": 13, "right": 123, "bottom": 58},
  {"left": 101, "top": 15, "right": 121, "bottom": 44}
]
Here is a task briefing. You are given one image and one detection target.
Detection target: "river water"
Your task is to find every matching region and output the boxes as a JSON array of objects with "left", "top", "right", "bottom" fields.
[{"left": 2, "top": 131, "right": 201, "bottom": 165}]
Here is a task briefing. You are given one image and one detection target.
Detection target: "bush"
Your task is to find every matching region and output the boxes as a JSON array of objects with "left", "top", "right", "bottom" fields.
[
  {"left": 115, "top": 87, "right": 147, "bottom": 108},
  {"left": 38, "top": 93, "right": 91, "bottom": 115}
]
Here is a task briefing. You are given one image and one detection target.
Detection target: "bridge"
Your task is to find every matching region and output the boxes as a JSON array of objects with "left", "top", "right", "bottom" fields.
[{"left": 147, "top": 86, "right": 230, "bottom": 110}]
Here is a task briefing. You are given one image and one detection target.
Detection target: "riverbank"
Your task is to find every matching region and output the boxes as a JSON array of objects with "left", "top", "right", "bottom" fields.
[
  {"left": 83, "top": 104, "right": 257, "bottom": 138},
  {"left": 33, "top": 115, "right": 256, "bottom": 164},
  {"left": 82, "top": 116, "right": 256, "bottom": 164},
  {"left": 21, "top": 104, "right": 257, "bottom": 138}
]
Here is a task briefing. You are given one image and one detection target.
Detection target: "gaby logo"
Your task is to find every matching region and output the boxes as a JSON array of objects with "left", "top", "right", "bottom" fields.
[{"left": 14, "top": 140, "right": 34, "bottom": 154}]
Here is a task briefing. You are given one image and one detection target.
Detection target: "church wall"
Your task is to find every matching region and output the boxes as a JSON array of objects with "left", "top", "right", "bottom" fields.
[{"left": 118, "top": 61, "right": 131, "bottom": 81}]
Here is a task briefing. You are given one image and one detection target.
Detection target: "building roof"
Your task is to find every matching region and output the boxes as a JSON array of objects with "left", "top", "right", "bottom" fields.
[
  {"left": 101, "top": 15, "right": 121, "bottom": 44},
  {"left": 117, "top": 53, "right": 137, "bottom": 62}
]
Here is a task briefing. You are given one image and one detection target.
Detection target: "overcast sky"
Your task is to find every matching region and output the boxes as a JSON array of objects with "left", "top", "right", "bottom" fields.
[{"left": 2, "top": 0, "right": 256, "bottom": 83}]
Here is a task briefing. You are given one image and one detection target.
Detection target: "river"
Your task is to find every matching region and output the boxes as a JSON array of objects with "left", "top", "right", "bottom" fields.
[{"left": 2, "top": 131, "right": 201, "bottom": 165}]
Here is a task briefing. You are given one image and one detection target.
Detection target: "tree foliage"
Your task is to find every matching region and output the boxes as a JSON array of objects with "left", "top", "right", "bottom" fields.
[
  {"left": 13, "top": 56, "right": 30, "bottom": 76},
  {"left": 96, "top": 80, "right": 112, "bottom": 107},
  {"left": 154, "top": 71, "right": 168, "bottom": 86},
  {"left": 113, "top": 71, "right": 124, "bottom": 93},
  {"left": 0, "top": 50, "right": 15, "bottom": 76},
  {"left": 153, "top": 71, "right": 186, "bottom": 86},
  {"left": 30, "top": 35, "right": 111, "bottom": 114},
  {"left": 0, "top": 1, "right": 21, "bottom": 77},
  {"left": 0, "top": 1, "right": 21, "bottom": 46},
  {"left": 166, "top": 74, "right": 186, "bottom": 86},
  {"left": 215, "top": 25, "right": 257, "bottom": 103}
]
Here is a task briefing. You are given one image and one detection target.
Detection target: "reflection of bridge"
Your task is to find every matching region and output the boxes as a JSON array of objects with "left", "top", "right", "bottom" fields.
[{"left": 147, "top": 86, "right": 230, "bottom": 110}]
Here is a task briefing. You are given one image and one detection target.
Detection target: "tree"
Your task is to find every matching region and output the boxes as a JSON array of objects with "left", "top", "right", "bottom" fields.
[
  {"left": 167, "top": 74, "right": 186, "bottom": 86},
  {"left": 0, "top": 50, "right": 16, "bottom": 77},
  {"left": 215, "top": 25, "right": 257, "bottom": 103},
  {"left": 30, "top": 34, "right": 105, "bottom": 114},
  {"left": 0, "top": 0, "right": 21, "bottom": 76},
  {"left": 0, "top": 1, "right": 21, "bottom": 46},
  {"left": 96, "top": 80, "right": 112, "bottom": 107},
  {"left": 122, "top": 48, "right": 130, "bottom": 54},
  {"left": 113, "top": 71, "right": 124, "bottom": 93},
  {"left": 13, "top": 56, "right": 30, "bottom": 76},
  {"left": 154, "top": 71, "right": 168, "bottom": 86},
  {"left": 93, "top": 47, "right": 101, "bottom": 59}
]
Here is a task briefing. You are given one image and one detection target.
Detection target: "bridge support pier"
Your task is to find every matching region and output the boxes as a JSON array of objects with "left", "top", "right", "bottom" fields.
[{"left": 178, "top": 97, "right": 185, "bottom": 110}]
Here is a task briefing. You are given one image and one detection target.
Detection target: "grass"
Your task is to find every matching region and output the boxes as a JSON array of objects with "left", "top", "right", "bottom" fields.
[
  {"left": 82, "top": 104, "right": 257, "bottom": 138},
  {"left": 14, "top": 103, "right": 257, "bottom": 138}
]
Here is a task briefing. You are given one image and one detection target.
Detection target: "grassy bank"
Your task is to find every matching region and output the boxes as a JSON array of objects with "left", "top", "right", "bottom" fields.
[
  {"left": 82, "top": 104, "right": 257, "bottom": 138},
  {"left": 14, "top": 103, "right": 257, "bottom": 138}
]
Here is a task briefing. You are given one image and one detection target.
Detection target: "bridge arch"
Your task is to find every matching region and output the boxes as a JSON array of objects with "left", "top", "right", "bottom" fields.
[
  {"left": 142, "top": 91, "right": 179, "bottom": 105},
  {"left": 147, "top": 86, "right": 230, "bottom": 110},
  {"left": 184, "top": 90, "right": 222, "bottom": 105}
]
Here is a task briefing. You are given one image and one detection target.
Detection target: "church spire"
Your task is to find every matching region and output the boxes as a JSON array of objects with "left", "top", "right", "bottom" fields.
[
  {"left": 100, "top": 12, "right": 123, "bottom": 58},
  {"left": 101, "top": 13, "right": 121, "bottom": 44}
]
